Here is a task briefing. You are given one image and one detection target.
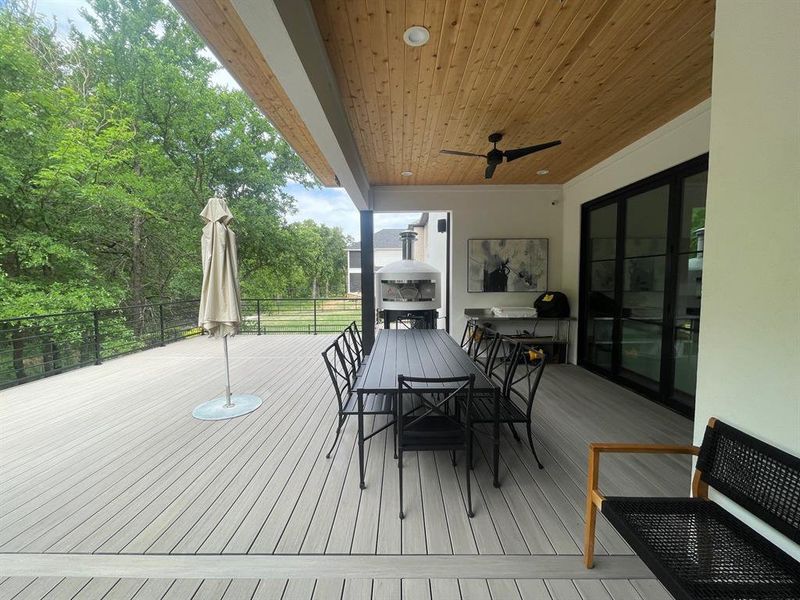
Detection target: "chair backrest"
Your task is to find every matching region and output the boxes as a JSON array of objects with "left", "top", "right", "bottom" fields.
[
  {"left": 697, "top": 420, "right": 800, "bottom": 543},
  {"left": 486, "top": 334, "right": 514, "bottom": 381},
  {"left": 503, "top": 343, "right": 546, "bottom": 418},
  {"left": 469, "top": 325, "right": 485, "bottom": 360},
  {"left": 321, "top": 339, "right": 352, "bottom": 415},
  {"left": 337, "top": 330, "right": 360, "bottom": 382},
  {"left": 460, "top": 320, "right": 475, "bottom": 352},
  {"left": 348, "top": 321, "right": 363, "bottom": 352},
  {"left": 397, "top": 374, "right": 476, "bottom": 431},
  {"left": 472, "top": 326, "right": 498, "bottom": 365},
  {"left": 345, "top": 321, "right": 363, "bottom": 366}
]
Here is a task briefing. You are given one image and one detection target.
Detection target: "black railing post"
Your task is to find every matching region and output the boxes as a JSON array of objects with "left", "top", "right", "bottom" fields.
[
  {"left": 93, "top": 310, "right": 102, "bottom": 365},
  {"left": 313, "top": 298, "right": 318, "bottom": 335},
  {"left": 159, "top": 303, "right": 165, "bottom": 346},
  {"left": 257, "top": 300, "right": 261, "bottom": 335}
]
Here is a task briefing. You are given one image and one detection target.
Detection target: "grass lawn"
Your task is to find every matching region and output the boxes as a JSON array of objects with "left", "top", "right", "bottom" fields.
[{"left": 240, "top": 300, "right": 361, "bottom": 334}]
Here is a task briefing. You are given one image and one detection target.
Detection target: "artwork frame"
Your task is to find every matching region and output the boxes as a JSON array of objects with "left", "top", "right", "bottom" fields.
[{"left": 467, "top": 238, "right": 548, "bottom": 293}]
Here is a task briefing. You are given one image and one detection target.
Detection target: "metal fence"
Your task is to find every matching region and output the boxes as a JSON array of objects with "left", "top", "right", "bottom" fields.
[{"left": 0, "top": 297, "right": 361, "bottom": 389}]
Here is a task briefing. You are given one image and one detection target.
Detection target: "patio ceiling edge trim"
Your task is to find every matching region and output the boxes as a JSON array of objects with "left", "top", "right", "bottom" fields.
[
  {"left": 0, "top": 554, "right": 652, "bottom": 580},
  {"left": 169, "top": 0, "right": 338, "bottom": 189},
  {"left": 229, "top": 0, "right": 371, "bottom": 209}
]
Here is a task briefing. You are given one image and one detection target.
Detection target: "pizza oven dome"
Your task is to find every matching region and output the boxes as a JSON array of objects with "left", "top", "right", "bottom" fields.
[{"left": 376, "top": 231, "right": 441, "bottom": 312}]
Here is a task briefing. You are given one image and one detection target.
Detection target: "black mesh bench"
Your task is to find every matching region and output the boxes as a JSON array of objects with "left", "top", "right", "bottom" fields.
[{"left": 583, "top": 418, "right": 800, "bottom": 600}]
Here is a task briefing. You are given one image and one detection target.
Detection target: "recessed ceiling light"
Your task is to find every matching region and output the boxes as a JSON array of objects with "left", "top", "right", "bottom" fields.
[
  {"left": 403, "top": 26, "right": 430, "bottom": 47},
  {"left": 536, "top": 169, "right": 550, "bottom": 176},
  {"left": 400, "top": 171, "right": 413, "bottom": 177}
]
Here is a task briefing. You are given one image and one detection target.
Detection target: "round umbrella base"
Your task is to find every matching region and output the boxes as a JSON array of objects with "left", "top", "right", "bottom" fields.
[{"left": 192, "top": 395, "right": 262, "bottom": 421}]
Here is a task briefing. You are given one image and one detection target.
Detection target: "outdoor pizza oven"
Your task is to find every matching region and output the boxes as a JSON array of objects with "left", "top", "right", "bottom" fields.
[{"left": 376, "top": 230, "right": 441, "bottom": 328}]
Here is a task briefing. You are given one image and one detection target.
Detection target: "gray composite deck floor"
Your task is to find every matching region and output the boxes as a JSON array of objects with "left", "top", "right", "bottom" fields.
[
  {"left": 0, "top": 577, "right": 675, "bottom": 599},
  {"left": 0, "top": 334, "right": 692, "bottom": 599}
]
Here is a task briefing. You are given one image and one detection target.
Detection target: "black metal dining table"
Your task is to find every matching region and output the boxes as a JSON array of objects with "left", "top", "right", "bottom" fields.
[{"left": 353, "top": 328, "right": 501, "bottom": 489}]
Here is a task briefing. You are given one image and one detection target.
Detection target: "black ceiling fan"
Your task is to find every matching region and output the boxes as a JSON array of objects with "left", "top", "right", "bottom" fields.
[{"left": 440, "top": 132, "right": 561, "bottom": 179}]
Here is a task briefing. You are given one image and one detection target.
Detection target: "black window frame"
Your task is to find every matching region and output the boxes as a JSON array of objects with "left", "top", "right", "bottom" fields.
[{"left": 578, "top": 154, "right": 709, "bottom": 418}]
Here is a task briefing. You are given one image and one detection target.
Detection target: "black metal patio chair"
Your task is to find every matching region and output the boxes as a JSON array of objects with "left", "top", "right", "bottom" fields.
[
  {"left": 338, "top": 327, "right": 363, "bottom": 383},
  {"left": 470, "top": 325, "right": 499, "bottom": 372},
  {"left": 471, "top": 340, "right": 546, "bottom": 469},
  {"left": 397, "top": 374, "right": 476, "bottom": 518},
  {"left": 459, "top": 319, "right": 476, "bottom": 353},
  {"left": 485, "top": 332, "right": 515, "bottom": 384},
  {"left": 346, "top": 321, "right": 363, "bottom": 363},
  {"left": 321, "top": 337, "right": 393, "bottom": 459}
]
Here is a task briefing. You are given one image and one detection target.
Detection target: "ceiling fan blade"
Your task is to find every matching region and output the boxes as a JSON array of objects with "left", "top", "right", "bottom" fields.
[
  {"left": 503, "top": 140, "right": 562, "bottom": 162},
  {"left": 485, "top": 163, "right": 497, "bottom": 179},
  {"left": 440, "top": 149, "right": 487, "bottom": 158}
]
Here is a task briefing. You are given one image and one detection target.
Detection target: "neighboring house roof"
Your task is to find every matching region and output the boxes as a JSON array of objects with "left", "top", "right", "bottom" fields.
[
  {"left": 348, "top": 228, "right": 405, "bottom": 250},
  {"left": 408, "top": 212, "right": 428, "bottom": 228}
]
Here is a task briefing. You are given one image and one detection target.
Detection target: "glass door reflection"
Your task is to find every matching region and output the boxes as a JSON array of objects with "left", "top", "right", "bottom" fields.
[
  {"left": 619, "top": 185, "right": 669, "bottom": 391},
  {"left": 672, "top": 171, "right": 707, "bottom": 407},
  {"left": 586, "top": 203, "right": 617, "bottom": 371}
]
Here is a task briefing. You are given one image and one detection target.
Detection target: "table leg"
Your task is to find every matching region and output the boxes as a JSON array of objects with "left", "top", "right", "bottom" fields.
[
  {"left": 358, "top": 390, "right": 366, "bottom": 489},
  {"left": 493, "top": 387, "right": 501, "bottom": 487}
]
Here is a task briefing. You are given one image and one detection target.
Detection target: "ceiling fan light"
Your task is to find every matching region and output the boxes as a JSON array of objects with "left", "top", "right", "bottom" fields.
[{"left": 403, "top": 26, "right": 430, "bottom": 47}]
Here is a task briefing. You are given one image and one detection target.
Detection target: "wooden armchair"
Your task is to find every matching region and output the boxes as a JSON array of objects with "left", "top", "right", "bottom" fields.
[{"left": 583, "top": 417, "right": 800, "bottom": 600}]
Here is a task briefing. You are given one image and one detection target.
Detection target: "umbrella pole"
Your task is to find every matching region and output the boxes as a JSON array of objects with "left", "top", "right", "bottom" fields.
[{"left": 223, "top": 335, "right": 233, "bottom": 408}]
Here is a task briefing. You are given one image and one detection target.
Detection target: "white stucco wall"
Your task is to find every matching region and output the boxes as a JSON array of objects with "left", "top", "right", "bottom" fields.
[
  {"left": 373, "top": 186, "right": 563, "bottom": 341},
  {"left": 373, "top": 248, "right": 401, "bottom": 270},
  {"left": 419, "top": 212, "right": 449, "bottom": 320},
  {"left": 560, "top": 100, "right": 712, "bottom": 362},
  {"left": 694, "top": 0, "right": 800, "bottom": 558}
]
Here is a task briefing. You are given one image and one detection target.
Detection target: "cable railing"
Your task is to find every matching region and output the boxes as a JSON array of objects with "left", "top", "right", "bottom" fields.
[{"left": 0, "top": 297, "right": 361, "bottom": 389}]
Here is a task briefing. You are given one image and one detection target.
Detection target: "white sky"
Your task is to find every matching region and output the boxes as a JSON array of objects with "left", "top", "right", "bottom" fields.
[{"left": 32, "top": 0, "right": 418, "bottom": 240}]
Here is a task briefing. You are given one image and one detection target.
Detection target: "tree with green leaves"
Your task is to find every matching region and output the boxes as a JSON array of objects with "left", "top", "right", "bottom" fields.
[
  {"left": 0, "top": 0, "right": 351, "bottom": 320},
  {"left": 0, "top": 0, "right": 351, "bottom": 385}
]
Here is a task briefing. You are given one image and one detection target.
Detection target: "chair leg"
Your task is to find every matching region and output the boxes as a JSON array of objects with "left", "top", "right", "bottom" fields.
[
  {"left": 465, "top": 445, "right": 474, "bottom": 518},
  {"left": 398, "top": 449, "right": 404, "bottom": 520},
  {"left": 526, "top": 422, "right": 544, "bottom": 469},
  {"left": 451, "top": 450, "right": 457, "bottom": 467},
  {"left": 584, "top": 449, "right": 599, "bottom": 568},
  {"left": 469, "top": 433, "right": 474, "bottom": 470},
  {"left": 507, "top": 422, "right": 521, "bottom": 441},
  {"left": 583, "top": 497, "right": 597, "bottom": 568},
  {"left": 325, "top": 416, "right": 344, "bottom": 459},
  {"left": 392, "top": 393, "right": 398, "bottom": 460}
]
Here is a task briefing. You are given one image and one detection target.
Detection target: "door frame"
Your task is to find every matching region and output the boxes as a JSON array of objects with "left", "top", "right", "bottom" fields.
[{"left": 578, "top": 154, "right": 709, "bottom": 418}]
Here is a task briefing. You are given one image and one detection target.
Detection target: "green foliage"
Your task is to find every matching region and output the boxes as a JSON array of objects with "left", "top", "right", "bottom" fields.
[{"left": 0, "top": 0, "right": 351, "bottom": 326}]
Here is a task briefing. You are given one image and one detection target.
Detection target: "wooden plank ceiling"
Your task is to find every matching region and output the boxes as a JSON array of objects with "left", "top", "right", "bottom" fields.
[
  {"left": 170, "top": 0, "right": 338, "bottom": 186},
  {"left": 312, "top": 0, "right": 715, "bottom": 185}
]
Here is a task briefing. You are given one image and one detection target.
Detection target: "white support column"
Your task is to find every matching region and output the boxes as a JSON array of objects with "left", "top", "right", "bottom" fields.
[{"left": 695, "top": 0, "right": 800, "bottom": 558}]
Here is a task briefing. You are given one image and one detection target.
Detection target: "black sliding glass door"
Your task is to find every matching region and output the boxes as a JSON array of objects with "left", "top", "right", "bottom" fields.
[
  {"left": 585, "top": 203, "right": 617, "bottom": 370},
  {"left": 578, "top": 155, "right": 708, "bottom": 416}
]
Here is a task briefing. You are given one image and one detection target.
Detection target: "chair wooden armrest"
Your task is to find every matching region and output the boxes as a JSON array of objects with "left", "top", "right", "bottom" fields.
[
  {"left": 589, "top": 442, "right": 700, "bottom": 455},
  {"left": 583, "top": 442, "right": 700, "bottom": 568},
  {"left": 587, "top": 443, "right": 701, "bottom": 503}
]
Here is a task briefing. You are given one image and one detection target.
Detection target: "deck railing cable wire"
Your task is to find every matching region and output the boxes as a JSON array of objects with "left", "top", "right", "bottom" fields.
[{"left": 0, "top": 297, "right": 361, "bottom": 389}]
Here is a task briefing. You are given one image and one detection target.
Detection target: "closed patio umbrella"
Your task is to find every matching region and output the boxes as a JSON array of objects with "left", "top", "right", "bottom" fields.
[{"left": 192, "top": 196, "right": 262, "bottom": 420}]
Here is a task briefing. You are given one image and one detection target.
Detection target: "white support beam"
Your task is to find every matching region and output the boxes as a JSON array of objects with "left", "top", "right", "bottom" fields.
[{"left": 231, "top": 0, "right": 370, "bottom": 209}]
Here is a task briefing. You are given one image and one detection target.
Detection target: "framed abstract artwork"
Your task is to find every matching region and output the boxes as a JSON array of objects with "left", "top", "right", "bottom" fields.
[{"left": 467, "top": 238, "right": 548, "bottom": 292}]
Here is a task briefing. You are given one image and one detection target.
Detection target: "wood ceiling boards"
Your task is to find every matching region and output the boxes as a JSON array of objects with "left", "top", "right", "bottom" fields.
[{"left": 311, "top": 0, "right": 715, "bottom": 185}]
